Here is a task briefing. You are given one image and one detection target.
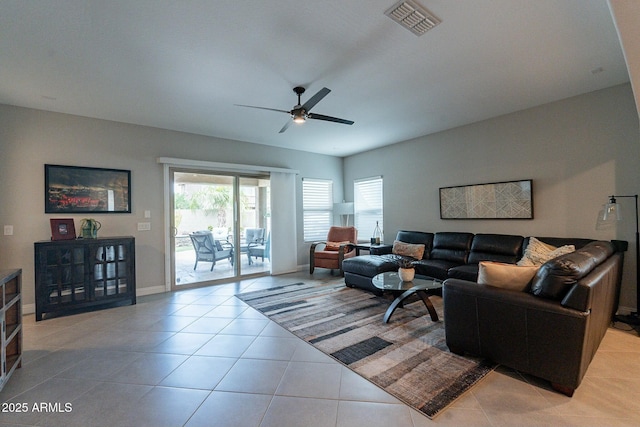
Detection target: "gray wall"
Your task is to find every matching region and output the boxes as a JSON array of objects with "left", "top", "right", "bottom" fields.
[
  {"left": 2, "top": 83, "right": 638, "bottom": 313},
  {"left": 344, "top": 84, "right": 640, "bottom": 311},
  {"left": 0, "top": 105, "right": 344, "bottom": 312}
]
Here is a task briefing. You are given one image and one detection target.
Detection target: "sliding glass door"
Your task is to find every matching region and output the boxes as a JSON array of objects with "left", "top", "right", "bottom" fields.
[{"left": 170, "top": 169, "right": 270, "bottom": 289}]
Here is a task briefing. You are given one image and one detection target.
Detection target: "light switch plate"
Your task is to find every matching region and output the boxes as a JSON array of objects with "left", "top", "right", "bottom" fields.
[
  {"left": 3, "top": 225, "right": 13, "bottom": 235},
  {"left": 137, "top": 222, "right": 151, "bottom": 231},
  {"left": 144, "top": 210, "right": 151, "bottom": 218}
]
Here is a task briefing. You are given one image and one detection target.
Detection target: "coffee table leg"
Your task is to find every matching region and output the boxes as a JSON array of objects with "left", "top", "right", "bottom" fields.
[
  {"left": 383, "top": 288, "right": 439, "bottom": 323},
  {"left": 416, "top": 290, "right": 439, "bottom": 321}
]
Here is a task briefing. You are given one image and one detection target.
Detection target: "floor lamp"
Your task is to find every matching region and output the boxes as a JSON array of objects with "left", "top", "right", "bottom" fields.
[
  {"left": 602, "top": 194, "right": 640, "bottom": 326},
  {"left": 334, "top": 202, "right": 354, "bottom": 227}
]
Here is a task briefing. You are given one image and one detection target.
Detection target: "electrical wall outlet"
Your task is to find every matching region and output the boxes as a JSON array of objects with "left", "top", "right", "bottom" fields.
[
  {"left": 137, "top": 222, "right": 151, "bottom": 231},
  {"left": 3, "top": 225, "right": 13, "bottom": 235}
]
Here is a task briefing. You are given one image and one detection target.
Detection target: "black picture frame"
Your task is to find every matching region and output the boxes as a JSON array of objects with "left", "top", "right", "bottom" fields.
[
  {"left": 439, "top": 179, "right": 533, "bottom": 219},
  {"left": 45, "top": 164, "right": 131, "bottom": 214}
]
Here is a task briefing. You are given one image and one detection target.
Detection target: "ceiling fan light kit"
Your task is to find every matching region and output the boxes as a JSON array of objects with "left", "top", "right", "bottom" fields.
[{"left": 236, "top": 86, "right": 354, "bottom": 133}]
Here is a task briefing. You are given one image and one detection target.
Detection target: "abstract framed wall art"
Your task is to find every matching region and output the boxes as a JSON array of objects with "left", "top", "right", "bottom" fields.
[
  {"left": 439, "top": 179, "right": 533, "bottom": 219},
  {"left": 45, "top": 164, "right": 131, "bottom": 214}
]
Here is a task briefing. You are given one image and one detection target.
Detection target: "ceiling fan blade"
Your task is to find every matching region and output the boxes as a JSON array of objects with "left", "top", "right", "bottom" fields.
[
  {"left": 302, "top": 87, "right": 331, "bottom": 112},
  {"left": 235, "top": 104, "right": 290, "bottom": 114},
  {"left": 308, "top": 113, "right": 354, "bottom": 125},
  {"left": 279, "top": 120, "right": 293, "bottom": 133}
]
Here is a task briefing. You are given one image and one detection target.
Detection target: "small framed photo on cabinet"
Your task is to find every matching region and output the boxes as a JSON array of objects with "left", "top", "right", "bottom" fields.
[{"left": 50, "top": 218, "right": 76, "bottom": 240}]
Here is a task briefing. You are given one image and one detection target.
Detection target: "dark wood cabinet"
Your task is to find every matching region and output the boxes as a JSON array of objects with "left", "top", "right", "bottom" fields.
[
  {"left": 34, "top": 237, "right": 136, "bottom": 321},
  {"left": 0, "top": 268, "right": 22, "bottom": 391}
]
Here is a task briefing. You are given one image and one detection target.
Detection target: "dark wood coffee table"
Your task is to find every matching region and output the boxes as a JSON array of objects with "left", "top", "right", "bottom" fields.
[
  {"left": 353, "top": 242, "right": 393, "bottom": 256},
  {"left": 372, "top": 272, "right": 443, "bottom": 323}
]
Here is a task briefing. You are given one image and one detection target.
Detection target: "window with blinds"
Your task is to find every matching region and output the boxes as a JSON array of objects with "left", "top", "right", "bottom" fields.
[
  {"left": 302, "top": 178, "right": 333, "bottom": 242},
  {"left": 354, "top": 176, "right": 383, "bottom": 242}
]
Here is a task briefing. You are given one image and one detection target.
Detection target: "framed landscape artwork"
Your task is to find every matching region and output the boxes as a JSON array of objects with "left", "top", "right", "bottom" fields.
[
  {"left": 439, "top": 179, "right": 533, "bottom": 219},
  {"left": 45, "top": 164, "right": 131, "bottom": 214}
]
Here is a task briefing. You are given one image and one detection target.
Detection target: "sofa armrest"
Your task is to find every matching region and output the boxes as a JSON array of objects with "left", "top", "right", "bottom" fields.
[
  {"left": 443, "top": 278, "right": 590, "bottom": 391},
  {"left": 560, "top": 252, "right": 623, "bottom": 315}
]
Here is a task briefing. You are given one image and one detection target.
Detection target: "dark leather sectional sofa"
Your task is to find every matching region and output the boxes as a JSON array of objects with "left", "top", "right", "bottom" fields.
[{"left": 341, "top": 230, "right": 626, "bottom": 396}]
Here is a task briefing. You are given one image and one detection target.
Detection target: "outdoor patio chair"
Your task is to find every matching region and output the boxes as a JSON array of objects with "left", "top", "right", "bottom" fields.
[
  {"left": 247, "top": 232, "right": 270, "bottom": 265},
  {"left": 189, "top": 230, "right": 234, "bottom": 271},
  {"left": 240, "top": 228, "right": 265, "bottom": 262}
]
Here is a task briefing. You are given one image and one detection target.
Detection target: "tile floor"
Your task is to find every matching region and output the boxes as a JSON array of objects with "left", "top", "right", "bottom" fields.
[{"left": 1, "top": 271, "right": 640, "bottom": 427}]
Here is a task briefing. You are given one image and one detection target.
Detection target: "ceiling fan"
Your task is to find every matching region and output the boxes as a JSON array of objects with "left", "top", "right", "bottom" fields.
[{"left": 236, "top": 86, "right": 354, "bottom": 133}]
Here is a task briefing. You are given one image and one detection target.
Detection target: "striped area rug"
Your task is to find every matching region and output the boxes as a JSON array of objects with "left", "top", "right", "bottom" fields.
[{"left": 236, "top": 281, "right": 495, "bottom": 418}]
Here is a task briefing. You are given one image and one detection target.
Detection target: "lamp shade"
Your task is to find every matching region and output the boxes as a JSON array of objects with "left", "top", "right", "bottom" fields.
[
  {"left": 334, "top": 202, "right": 354, "bottom": 215},
  {"left": 603, "top": 199, "right": 622, "bottom": 221}
]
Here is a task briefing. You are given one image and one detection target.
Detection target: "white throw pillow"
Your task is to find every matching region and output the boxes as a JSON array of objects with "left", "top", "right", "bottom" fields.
[
  {"left": 478, "top": 261, "right": 539, "bottom": 291},
  {"left": 517, "top": 237, "right": 575, "bottom": 266}
]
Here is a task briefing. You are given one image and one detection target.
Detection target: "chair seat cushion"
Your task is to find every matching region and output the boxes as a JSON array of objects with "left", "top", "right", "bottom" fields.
[
  {"left": 314, "top": 249, "right": 355, "bottom": 260},
  {"left": 325, "top": 241, "right": 351, "bottom": 251}
]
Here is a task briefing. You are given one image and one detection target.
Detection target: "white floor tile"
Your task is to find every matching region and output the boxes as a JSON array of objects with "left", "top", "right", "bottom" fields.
[{"left": 3, "top": 271, "right": 638, "bottom": 427}]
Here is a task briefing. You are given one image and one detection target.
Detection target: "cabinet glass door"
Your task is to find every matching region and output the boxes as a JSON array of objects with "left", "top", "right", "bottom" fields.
[
  {"left": 94, "top": 244, "right": 128, "bottom": 298},
  {"left": 45, "top": 247, "right": 86, "bottom": 305}
]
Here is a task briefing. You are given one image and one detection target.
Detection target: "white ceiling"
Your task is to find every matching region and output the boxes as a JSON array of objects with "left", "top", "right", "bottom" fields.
[{"left": 0, "top": 0, "right": 629, "bottom": 157}]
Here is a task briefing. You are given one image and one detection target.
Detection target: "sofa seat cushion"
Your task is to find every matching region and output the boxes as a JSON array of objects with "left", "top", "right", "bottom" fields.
[
  {"left": 342, "top": 254, "right": 404, "bottom": 277},
  {"left": 414, "top": 259, "right": 461, "bottom": 281},
  {"left": 530, "top": 241, "right": 615, "bottom": 300},
  {"left": 447, "top": 264, "right": 480, "bottom": 282}
]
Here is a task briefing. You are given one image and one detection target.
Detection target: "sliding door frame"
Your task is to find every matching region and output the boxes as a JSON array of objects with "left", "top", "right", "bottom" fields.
[{"left": 159, "top": 157, "right": 299, "bottom": 292}]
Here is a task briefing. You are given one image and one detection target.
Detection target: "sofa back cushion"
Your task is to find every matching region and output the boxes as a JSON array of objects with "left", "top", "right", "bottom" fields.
[
  {"left": 431, "top": 232, "right": 474, "bottom": 263},
  {"left": 468, "top": 234, "right": 524, "bottom": 264},
  {"left": 530, "top": 241, "right": 615, "bottom": 300},
  {"left": 394, "top": 231, "right": 434, "bottom": 259}
]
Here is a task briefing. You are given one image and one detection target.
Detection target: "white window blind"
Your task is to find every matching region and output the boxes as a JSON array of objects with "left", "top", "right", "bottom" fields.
[
  {"left": 303, "top": 178, "right": 333, "bottom": 242},
  {"left": 354, "top": 176, "right": 383, "bottom": 242}
]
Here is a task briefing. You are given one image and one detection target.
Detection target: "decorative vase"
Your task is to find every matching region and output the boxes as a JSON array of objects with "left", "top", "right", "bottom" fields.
[
  {"left": 80, "top": 218, "right": 101, "bottom": 239},
  {"left": 398, "top": 267, "right": 415, "bottom": 282},
  {"left": 372, "top": 221, "right": 382, "bottom": 245}
]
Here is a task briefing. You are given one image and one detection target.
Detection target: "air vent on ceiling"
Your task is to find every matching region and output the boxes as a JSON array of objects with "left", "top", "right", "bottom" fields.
[{"left": 384, "top": 0, "right": 441, "bottom": 36}]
